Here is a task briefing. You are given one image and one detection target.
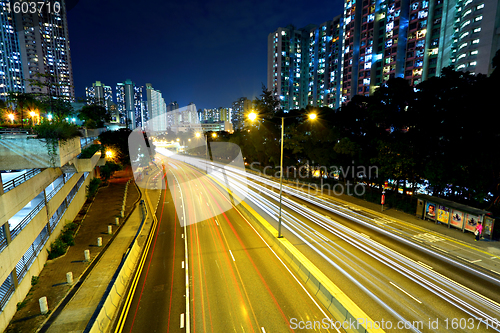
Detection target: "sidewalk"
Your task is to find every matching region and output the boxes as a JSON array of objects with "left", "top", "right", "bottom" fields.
[{"left": 5, "top": 167, "right": 140, "bottom": 333}]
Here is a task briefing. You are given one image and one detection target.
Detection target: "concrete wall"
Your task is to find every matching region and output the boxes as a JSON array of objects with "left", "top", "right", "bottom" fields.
[
  {"left": 0, "top": 137, "right": 81, "bottom": 170},
  {"left": 0, "top": 168, "right": 62, "bottom": 223},
  {"left": 0, "top": 170, "right": 94, "bottom": 333}
]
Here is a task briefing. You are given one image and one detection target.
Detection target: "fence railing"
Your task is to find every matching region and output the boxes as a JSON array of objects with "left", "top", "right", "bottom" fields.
[
  {"left": 9, "top": 200, "right": 46, "bottom": 241},
  {"left": 0, "top": 276, "right": 14, "bottom": 312},
  {"left": 2, "top": 168, "right": 43, "bottom": 193}
]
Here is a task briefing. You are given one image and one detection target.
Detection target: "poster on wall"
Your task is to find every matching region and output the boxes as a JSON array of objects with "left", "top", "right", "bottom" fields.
[
  {"left": 465, "top": 214, "right": 480, "bottom": 232},
  {"left": 483, "top": 216, "right": 494, "bottom": 237},
  {"left": 450, "top": 210, "right": 464, "bottom": 229},
  {"left": 425, "top": 202, "right": 436, "bottom": 220},
  {"left": 437, "top": 206, "right": 450, "bottom": 224}
]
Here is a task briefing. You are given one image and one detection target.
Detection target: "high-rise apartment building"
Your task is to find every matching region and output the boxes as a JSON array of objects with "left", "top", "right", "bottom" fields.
[
  {"left": 231, "top": 97, "right": 252, "bottom": 130},
  {"left": 85, "top": 81, "right": 113, "bottom": 109},
  {"left": 269, "top": 0, "right": 499, "bottom": 107},
  {"left": 268, "top": 20, "right": 343, "bottom": 111},
  {"left": 199, "top": 107, "right": 231, "bottom": 122},
  {"left": 116, "top": 80, "right": 143, "bottom": 129},
  {"left": 0, "top": 2, "right": 24, "bottom": 98},
  {"left": 146, "top": 83, "right": 167, "bottom": 133},
  {"left": 0, "top": 0, "right": 74, "bottom": 100}
]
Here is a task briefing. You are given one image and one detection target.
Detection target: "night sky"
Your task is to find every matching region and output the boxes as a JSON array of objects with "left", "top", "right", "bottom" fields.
[{"left": 67, "top": 0, "right": 343, "bottom": 110}]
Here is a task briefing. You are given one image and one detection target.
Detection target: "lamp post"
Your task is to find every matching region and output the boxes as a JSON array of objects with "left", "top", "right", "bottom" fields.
[
  {"left": 8, "top": 114, "right": 14, "bottom": 124},
  {"left": 248, "top": 111, "right": 316, "bottom": 238}
]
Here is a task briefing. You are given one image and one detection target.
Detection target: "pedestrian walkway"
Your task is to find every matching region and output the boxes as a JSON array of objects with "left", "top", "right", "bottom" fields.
[{"left": 4, "top": 167, "right": 141, "bottom": 333}]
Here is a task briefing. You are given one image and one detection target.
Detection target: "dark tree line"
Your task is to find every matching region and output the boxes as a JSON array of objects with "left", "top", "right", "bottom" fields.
[{"left": 223, "top": 55, "right": 500, "bottom": 211}]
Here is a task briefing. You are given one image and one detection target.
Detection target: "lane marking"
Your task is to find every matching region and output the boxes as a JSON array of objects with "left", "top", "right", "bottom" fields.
[
  {"left": 389, "top": 281, "right": 422, "bottom": 304},
  {"left": 490, "top": 270, "right": 500, "bottom": 275},
  {"left": 261, "top": 328, "right": 266, "bottom": 333},
  {"left": 229, "top": 250, "right": 236, "bottom": 262},
  {"left": 430, "top": 245, "right": 448, "bottom": 253},
  {"left": 470, "top": 259, "right": 482, "bottom": 263},
  {"left": 215, "top": 219, "right": 219, "bottom": 226},
  {"left": 182, "top": 260, "right": 185, "bottom": 269},
  {"left": 456, "top": 255, "right": 472, "bottom": 263},
  {"left": 180, "top": 313, "right": 185, "bottom": 328},
  {"left": 417, "top": 261, "right": 433, "bottom": 270}
]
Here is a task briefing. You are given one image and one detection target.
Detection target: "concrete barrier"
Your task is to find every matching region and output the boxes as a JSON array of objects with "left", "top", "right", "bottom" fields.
[{"left": 88, "top": 234, "right": 142, "bottom": 333}]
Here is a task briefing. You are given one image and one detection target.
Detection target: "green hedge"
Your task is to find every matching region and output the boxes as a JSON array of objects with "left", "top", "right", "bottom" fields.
[{"left": 79, "top": 144, "right": 101, "bottom": 159}]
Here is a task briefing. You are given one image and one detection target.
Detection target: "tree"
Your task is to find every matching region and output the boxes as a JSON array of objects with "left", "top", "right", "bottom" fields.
[
  {"left": 99, "top": 128, "right": 132, "bottom": 165},
  {"left": 6, "top": 92, "right": 40, "bottom": 128},
  {"left": 45, "top": 98, "right": 75, "bottom": 121},
  {"left": 78, "top": 104, "right": 111, "bottom": 128}
]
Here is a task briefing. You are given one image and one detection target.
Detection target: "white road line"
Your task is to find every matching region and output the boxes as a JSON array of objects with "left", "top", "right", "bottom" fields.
[
  {"left": 206, "top": 202, "right": 209, "bottom": 206},
  {"left": 470, "top": 259, "right": 482, "bottom": 263},
  {"left": 417, "top": 261, "right": 433, "bottom": 270},
  {"left": 229, "top": 250, "right": 236, "bottom": 261},
  {"left": 456, "top": 255, "right": 472, "bottom": 263},
  {"left": 430, "top": 245, "right": 449, "bottom": 253},
  {"left": 490, "top": 270, "right": 500, "bottom": 275},
  {"left": 171, "top": 171, "right": 190, "bottom": 333},
  {"left": 182, "top": 233, "right": 184, "bottom": 238},
  {"left": 261, "top": 327, "right": 266, "bottom": 333},
  {"left": 389, "top": 281, "right": 422, "bottom": 304},
  {"left": 180, "top": 313, "right": 185, "bottom": 328},
  {"left": 215, "top": 219, "right": 219, "bottom": 226},
  {"left": 182, "top": 261, "right": 185, "bottom": 269}
]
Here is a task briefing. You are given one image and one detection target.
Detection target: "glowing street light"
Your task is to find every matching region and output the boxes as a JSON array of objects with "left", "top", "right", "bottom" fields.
[
  {"left": 7, "top": 114, "right": 14, "bottom": 124},
  {"left": 195, "top": 132, "right": 201, "bottom": 138},
  {"left": 247, "top": 111, "right": 316, "bottom": 238},
  {"left": 105, "top": 150, "right": 114, "bottom": 159},
  {"left": 212, "top": 132, "right": 217, "bottom": 138}
]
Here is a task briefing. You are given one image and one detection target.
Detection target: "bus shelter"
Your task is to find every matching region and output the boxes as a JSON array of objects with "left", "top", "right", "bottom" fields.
[{"left": 416, "top": 194, "right": 495, "bottom": 240}]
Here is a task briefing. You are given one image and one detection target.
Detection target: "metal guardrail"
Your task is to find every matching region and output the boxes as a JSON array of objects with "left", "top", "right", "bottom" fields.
[
  {"left": 10, "top": 200, "right": 46, "bottom": 241},
  {"left": 0, "top": 128, "right": 31, "bottom": 135},
  {"left": 46, "top": 180, "right": 65, "bottom": 202},
  {"left": 2, "top": 169, "right": 43, "bottom": 193}
]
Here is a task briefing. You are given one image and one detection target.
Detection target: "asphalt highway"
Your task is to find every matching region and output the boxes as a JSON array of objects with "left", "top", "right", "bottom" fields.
[{"left": 118, "top": 156, "right": 340, "bottom": 333}]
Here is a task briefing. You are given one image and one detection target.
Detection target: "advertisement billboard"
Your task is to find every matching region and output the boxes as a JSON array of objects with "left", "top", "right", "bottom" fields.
[{"left": 450, "top": 210, "right": 464, "bottom": 229}]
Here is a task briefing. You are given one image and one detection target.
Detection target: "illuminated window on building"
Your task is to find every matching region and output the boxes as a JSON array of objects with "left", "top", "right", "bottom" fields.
[
  {"left": 459, "top": 42, "right": 468, "bottom": 49},
  {"left": 476, "top": 3, "right": 484, "bottom": 9},
  {"left": 461, "top": 20, "right": 471, "bottom": 29},
  {"left": 473, "top": 27, "right": 481, "bottom": 33},
  {"left": 460, "top": 31, "right": 469, "bottom": 39},
  {"left": 457, "top": 64, "right": 466, "bottom": 70},
  {"left": 418, "top": 10, "right": 428, "bottom": 18},
  {"left": 469, "top": 61, "right": 476, "bottom": 66},
  {"left": 470, "top": 50, "right": 478, "bottom": 55},
  {"left": 414, "top": 59, "right": 423, "bottom": 67},
  {"left": 472, "top": 38, "right": 480, "bottom": 44},
  {"left": 475, "top": 15, "right": 482, "bottom": 21},
  {"left": 411, "top": 2, "right": 419, "bottom": 11},
  {"left": 457, "top": 53, "right": 466, "bottom": 60},
  {"left": 417, "top": 30, "right": 427, "bottom": 39},
  {"left": 413, "top": 68, "right": 423, "bottom": 76}
]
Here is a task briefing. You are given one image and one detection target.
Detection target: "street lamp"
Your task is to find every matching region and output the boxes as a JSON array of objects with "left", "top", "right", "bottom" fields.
[
  {"left": 8, "top": 114, "right": 14, "bottom": 124},
  {"left": 248, "top": 111, "right": 316, "bottom": 238}
]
